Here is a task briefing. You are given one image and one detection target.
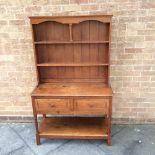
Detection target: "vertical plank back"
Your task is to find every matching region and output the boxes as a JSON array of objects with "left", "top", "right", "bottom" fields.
[{"left": 31, "top": 16, "right": 112, "bottom": 84}]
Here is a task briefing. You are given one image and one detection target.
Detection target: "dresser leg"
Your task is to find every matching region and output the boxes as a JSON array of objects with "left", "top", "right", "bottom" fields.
[
  {"left": 32, "top": 97, "right": 41, "bottom": 145},
  {"left": 36, "top": 134, "right": 40, "bottom": 145},
  {"left": 107, "top": 133, "right": 111, "bottom": 146},
  {"left": 106, "top": 117, "right": 111, "bottom": 146},
  {"left": 43, "top": 114, "right": 46, "bottom": 118}
]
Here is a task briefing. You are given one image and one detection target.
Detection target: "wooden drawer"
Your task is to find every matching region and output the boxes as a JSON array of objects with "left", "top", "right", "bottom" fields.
[
  {"left": 74, "top": 99, "right": 109, "bottom": 116},
  {"left": 35, "top": 99, "right": 72, "bottom": 114}
]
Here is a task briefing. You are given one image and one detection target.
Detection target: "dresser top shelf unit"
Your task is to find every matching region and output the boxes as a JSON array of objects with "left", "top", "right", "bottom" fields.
[{"left": 30, "top": 15, "right": 112, "bottom": 86}]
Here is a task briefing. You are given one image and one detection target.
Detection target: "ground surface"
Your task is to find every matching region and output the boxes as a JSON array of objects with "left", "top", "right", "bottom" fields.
[{"left": 0, "top": 123, "right": 155, "bottom": 155}]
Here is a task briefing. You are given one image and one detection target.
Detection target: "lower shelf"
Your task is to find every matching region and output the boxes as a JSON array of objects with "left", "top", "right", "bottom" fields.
[{"left": 39, "top": 117, "right": 108, "bottom": 139}]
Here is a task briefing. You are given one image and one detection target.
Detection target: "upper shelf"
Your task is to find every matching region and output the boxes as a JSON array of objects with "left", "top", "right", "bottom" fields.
[
  {"left": 34, "top": 41, "right": 109, "bottom": 44},
  {"left": 33, "top": 20, "right": 110, "bottom": 42},
  {"left": 37, "top": 63, "right": 109, "bottom": 67}
]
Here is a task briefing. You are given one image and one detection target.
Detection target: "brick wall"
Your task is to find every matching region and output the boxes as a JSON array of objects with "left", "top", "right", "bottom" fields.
[{"left": 0, "top": 0, "right": 155, "bottom": 123}]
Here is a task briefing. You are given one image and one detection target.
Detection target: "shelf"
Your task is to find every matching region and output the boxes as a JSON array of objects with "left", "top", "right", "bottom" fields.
[
  {"left": 39, "top": 117, "right": 108, "bottom": 139},
  {"left": 37, "top": 63, "right": 109, "bottom": 67},
  {"left": 34, "top": 41, "right": 109, "bottom": 44}
]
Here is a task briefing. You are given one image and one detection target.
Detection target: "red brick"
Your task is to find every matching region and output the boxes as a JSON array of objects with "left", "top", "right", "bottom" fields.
[
  {"left": 9, "top": 20, "right": 25, "bottom": 25},
  {"left": 70, "top": 0, "right": 88, "bottom": 4},
  {"left": 125, "top": 48, "right": 143, "bottom": 53},
  {"left": 142, "top": 2, "right": 155, "bottom": 9}
]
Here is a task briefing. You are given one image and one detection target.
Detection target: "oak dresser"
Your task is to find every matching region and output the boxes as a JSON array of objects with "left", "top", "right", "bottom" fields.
[{"left": 30, "top": 15, "right": 113, "bottom": 145}]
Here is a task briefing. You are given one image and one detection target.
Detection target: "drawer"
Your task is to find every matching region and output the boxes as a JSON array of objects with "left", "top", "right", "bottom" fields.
[
  {"left": 35, "top": 99, "right": 73, "bottom": 114},
  {"left": 74, "top": 99, "right": 109, "bottom": 116}
]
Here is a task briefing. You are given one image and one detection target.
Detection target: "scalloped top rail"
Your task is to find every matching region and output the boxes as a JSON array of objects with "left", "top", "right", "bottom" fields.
[{"left": 29, "top": 15, "right": 113, "bottom": 24}]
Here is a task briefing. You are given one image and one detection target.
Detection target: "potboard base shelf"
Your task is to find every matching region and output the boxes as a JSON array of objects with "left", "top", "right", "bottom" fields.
[{"left": 38, "top": 117, "right": 109, "bottom": 140}]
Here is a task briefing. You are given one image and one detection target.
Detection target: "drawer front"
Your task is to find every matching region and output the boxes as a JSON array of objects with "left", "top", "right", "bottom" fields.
[
  {"left": 35, "top": 99, "right": 72, "bottom": 114},
  {"left": 74, "top": 99, "right": 109, "bottom": 116}
]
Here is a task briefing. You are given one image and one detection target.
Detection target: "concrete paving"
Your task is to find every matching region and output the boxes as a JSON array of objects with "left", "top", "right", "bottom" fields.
[{"left": 0, "top": 123, "right": 155, "bottom": 155}]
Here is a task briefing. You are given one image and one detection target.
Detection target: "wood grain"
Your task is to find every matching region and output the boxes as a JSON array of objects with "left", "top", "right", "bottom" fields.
[
  {"left": 31, "top": 83, "right": 112, "bottom": 97},
  {"left": 39, "top": 117, "right": 108, "bottom": 139}
]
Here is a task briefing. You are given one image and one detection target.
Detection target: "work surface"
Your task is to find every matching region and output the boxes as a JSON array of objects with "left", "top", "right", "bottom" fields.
[
  {"left": 31, "top": 83, "right": 112, "bottom": 97},
  {"left": 1, "top": 123, "right": 155, "bottom": 155}
]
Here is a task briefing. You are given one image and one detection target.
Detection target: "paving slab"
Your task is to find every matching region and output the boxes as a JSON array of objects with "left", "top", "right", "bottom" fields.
[
  {"left": 0, "top": 123, "right": 154, "bottom": 155},
  {"left": 48, "top": 140, "right": 106, "bottom": 155},
  {"left": 10, "top": 124, "right": 68, "bottom": 155},
  {"left": 9, "top": 146, "right": 34, "bottom": 155},
  {"left": 0, "top": 125, "right": 25, "bottom": 155},
  {"left": 99, "top": 125, "right": 155, "bottom": 155}
]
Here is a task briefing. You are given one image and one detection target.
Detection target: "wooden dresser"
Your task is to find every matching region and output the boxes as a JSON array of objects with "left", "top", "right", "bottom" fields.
[{"left": 30, "top": 15, "right": 113, "bottom": 145}]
